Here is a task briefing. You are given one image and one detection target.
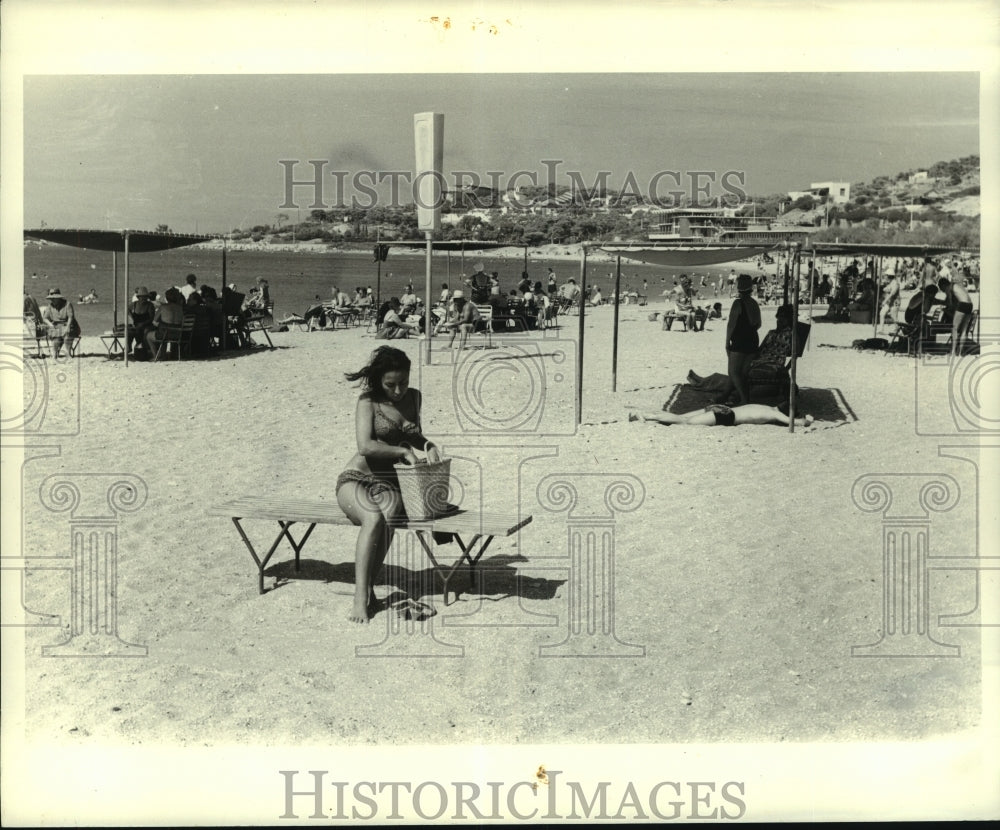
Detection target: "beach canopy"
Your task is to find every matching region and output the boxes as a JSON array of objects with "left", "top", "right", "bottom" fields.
[
  {"left": 802, "top": 242, "right": 962, "bottom": 258},
  {"left": 601, "top": 244, "right": 777, "bottom": 267},
  {"left": 23, "top": 228, "right": 214, "bottom": 252},
  {"left": 385, "top": 240, "right": 519, "bottom": 251}
]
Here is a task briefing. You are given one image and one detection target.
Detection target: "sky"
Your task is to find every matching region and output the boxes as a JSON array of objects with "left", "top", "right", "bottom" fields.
[{"left": 20, "top": 70, "right": 981, "bottom": 235}]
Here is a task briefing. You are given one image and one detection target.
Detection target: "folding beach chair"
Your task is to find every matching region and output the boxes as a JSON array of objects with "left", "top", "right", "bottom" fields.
[{"left": 748, "top": 321, "right": 811, "bottom": 403}]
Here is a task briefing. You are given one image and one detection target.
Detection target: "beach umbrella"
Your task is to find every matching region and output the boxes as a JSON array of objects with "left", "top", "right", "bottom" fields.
[{"left": 22, "top": 228, "right": 216, "bottom": 365}]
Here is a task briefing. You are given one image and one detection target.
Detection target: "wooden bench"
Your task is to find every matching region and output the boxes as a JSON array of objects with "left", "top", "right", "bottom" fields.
[{"left": 208, "top": 495, "right": 532, "bottom": 603}]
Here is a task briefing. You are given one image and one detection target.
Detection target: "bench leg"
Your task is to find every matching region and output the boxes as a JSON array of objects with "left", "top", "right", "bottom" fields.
[
  {"left": 231, "top": 518, "right": 316, "bottom": 594},
  {"left": 414, "top": 532, "right": 492, "bottom": 605},
  {"left": 277, "top": 520, "right": 316, "bottom": 571}
]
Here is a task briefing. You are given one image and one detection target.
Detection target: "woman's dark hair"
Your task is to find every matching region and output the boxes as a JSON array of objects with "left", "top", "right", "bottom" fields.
[
  {"left": 375, "top": 300, "right": 393, "bottom": 326},
  {"left": 345, "top": 346, "right": 412, "bottom": 398},
  {"left": 199, "top": 284, "right": 218, "bottom": 300}
]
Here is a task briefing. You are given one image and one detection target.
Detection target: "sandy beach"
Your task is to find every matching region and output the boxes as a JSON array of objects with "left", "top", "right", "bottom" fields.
[{"left": 15, "top": 300, "right": 984, "bottom": 748}]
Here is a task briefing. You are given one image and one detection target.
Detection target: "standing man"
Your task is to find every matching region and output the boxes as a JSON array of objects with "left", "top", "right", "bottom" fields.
[
  {"left": 547, "top": 267, "right": 558, "bottom": 296},
  {"left": 467, "top": 262, "right": 491, "bottom": 303}
]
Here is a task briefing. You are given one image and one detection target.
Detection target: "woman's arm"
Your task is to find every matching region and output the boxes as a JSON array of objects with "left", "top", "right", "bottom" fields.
[
  {"left": 354, "top": 397, "right": 417, "bottom": 463},
  {"left": 405, "top": 389, "right": 437, "bottom": 454}
]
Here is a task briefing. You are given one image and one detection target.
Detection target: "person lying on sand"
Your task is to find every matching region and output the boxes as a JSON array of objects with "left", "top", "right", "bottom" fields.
[{"left": 628, "top": 403, "right": 813, "bottom": 429}]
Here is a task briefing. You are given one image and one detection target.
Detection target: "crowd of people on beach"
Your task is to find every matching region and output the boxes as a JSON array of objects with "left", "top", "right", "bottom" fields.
[{"left": 111, "top": 273, "right": 272, "bottom": 359}]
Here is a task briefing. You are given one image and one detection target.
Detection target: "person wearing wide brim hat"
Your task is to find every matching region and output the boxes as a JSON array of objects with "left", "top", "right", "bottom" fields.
[
  {"left": 128, "top": 287, "right": 157, "bottom": 357},
  {"left": 725, "top": 274, "right": 762, "bottom": 406},
  {"left": 41, "top": 288, "right": 80, "bottom": 357}
]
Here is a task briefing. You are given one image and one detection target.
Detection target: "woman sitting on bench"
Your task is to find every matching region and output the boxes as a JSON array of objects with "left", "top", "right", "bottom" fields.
[{"left": 336, "top": 346, "right": 442, "bottom": 624}]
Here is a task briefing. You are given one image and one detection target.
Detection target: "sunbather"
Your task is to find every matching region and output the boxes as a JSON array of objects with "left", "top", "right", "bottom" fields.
[
  {"left": 336, "top": 347, "right": 442, "bottom": 624},
  {"left": 628, "top": 403, "right": 813, "bottom": 428}
]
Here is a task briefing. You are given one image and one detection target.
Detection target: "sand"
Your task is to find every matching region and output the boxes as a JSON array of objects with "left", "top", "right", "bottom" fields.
[{"left": 16, "top": 300, "right": 984, "bottom": 748}]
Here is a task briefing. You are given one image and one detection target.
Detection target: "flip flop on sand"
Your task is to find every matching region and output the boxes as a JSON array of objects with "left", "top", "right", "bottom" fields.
[{"left": 389, "top": 598, "right": 437, "bottom": 622}]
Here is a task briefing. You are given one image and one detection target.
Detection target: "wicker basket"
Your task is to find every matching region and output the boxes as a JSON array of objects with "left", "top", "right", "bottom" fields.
[{"left": 394, "top": 458, "right": 452, "bottom": 521}]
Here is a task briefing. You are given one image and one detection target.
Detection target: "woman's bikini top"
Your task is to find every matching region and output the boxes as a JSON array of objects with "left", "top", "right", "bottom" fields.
[{"left": 373, "top": 402, "right": 421, "bottom": 446}]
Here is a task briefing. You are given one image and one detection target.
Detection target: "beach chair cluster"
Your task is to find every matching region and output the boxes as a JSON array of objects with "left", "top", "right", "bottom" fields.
[{"left": 886, "top": 306, "right": 979, "bottom": 357}]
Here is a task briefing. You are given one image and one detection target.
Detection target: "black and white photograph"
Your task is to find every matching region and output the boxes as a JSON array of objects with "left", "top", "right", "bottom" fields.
[{"left": 2, "top": 1, "right": 997, "bottom": 824}]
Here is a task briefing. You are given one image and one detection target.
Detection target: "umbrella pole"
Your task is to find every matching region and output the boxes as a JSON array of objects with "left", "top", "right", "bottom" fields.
[
  {"left": 612, "top": 254, "right": 621, "bottom": 392},
  {"left": 123, "top": 233, "right": 130, "bottom": 368},
  {"left": 576, "top": 246, "right": 587, "bottom": 426}
]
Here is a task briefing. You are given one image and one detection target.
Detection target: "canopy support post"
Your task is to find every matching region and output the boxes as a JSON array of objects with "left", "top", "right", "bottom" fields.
[
  {"left": 221, "top": 241, "right": 228, "bottom": 352},
  {"left": 612, "top": 254, "right": 621, "bottom": 393},
  {"left": 789, "top": 243, "right": 801, "bottom": 433},
  {"left": 424, "top": 231, "right": 433, "bottom": 365},
  {"left": 112, "top": 250, "right": 118, "bottom": 332},
  {"left": 123, "top": 233, "right": 130, "bottom": 368},
  {"left": 873, "top": 255, "right": 882, "bottom": 338},
  {"left": 576, "top": 246, "right": 587, "bottom": 426}
]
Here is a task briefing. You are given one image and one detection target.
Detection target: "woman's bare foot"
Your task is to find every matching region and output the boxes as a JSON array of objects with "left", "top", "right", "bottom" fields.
[{"left": 348, "top": 598, "right": 371, "bottom": 624}]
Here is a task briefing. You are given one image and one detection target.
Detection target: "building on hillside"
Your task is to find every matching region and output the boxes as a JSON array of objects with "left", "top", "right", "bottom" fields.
[
  {"left": 908, "top": 171, "right": 929, "bottom": 184},
  {"left": 786, "top": 181, "right": 851, "bottom": 205},
  {"left": 809, "top": 181, "right": 851, "bottom": 204}
]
